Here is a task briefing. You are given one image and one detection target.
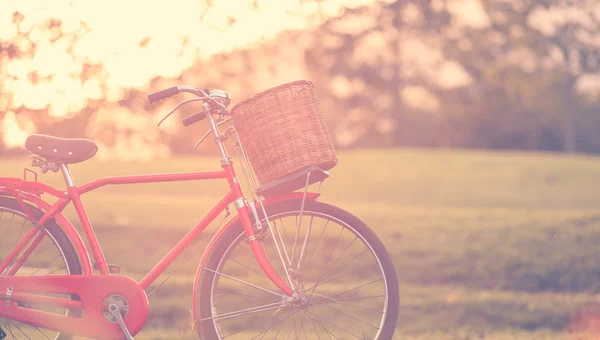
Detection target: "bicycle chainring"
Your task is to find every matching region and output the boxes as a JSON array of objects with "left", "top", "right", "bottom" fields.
[{"left": 102, "top": 294, "right": 130, "bottom": 323}]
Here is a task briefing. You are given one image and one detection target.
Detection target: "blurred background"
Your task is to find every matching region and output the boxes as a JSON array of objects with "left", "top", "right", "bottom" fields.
[{"left": 1, "top": 0, "right": 600, "bottom": 339}]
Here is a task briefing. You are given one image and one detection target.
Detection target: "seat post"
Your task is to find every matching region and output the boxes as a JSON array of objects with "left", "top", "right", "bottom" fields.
[{"left": 59, "top": 164, "right": 75, "bottom": 188}]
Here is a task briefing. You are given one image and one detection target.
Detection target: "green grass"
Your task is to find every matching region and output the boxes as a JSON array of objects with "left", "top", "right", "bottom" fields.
[{"left": 3, "top": 147, "right": 600, "bottom": 339}]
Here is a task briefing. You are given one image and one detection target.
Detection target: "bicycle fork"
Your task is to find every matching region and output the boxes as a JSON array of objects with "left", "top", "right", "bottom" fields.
[{"left": 234, "top": 198, "right": 294, "bottom": 297}]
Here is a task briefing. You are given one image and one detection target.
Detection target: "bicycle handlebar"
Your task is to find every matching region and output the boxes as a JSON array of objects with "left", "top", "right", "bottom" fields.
[
  {"left": 149, "top": 85, "right": 231, "bottom": 130},
  {"left": 148, "top": 87, "right": 179, "bottom": 104},
  {"left": 182, "top": 112, "right": 206, "bottom": 126}
]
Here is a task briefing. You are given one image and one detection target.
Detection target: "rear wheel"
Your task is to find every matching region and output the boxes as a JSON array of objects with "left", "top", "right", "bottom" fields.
[
  {"left": 196, "top": 200, "right": 399, "bottom": 339},
  {"left": 0, "top": 196, "right": 82, "bottom": 340}
]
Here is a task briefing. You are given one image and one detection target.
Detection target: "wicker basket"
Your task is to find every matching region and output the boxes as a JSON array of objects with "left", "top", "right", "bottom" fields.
[{"left": 230, "top": 80, "right": 338, "bottom": 196}]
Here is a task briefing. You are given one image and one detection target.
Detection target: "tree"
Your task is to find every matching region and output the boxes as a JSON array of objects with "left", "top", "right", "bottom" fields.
[
  {"left": 1, "top": 0, "right": 598, "bottom": 155},
  {"left": 302, "top": 0, "right": 600, "bottom": 151}
]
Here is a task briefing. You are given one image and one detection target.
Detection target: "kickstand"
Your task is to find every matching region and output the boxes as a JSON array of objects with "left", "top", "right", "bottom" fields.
[{"left": 108, "top": 304, "right": 134, "bottom": 340}]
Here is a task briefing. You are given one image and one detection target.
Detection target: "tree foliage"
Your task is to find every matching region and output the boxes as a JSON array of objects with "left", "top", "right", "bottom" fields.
[
  {"left": 304, "top": 0, "right": 600, "bottom": 151},
  {"left": 0, "top": 0, "right": 599, "bottom": 156}
]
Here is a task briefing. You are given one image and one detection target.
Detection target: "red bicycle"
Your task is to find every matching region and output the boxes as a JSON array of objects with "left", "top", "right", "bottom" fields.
[{"left": 0, "top": 84, "right": 399, "bottom": 339}]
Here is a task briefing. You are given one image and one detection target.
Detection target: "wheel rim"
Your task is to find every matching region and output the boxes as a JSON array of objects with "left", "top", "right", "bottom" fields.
[
  {"left": 204, "top": 210, "right": 390, "bottom": 339},
  {"left": 0, "top": 206, "right": 74, "bottom": 340}
]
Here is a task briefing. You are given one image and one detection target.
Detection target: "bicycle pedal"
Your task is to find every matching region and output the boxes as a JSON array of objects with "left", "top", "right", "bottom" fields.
[{"left": 94, "top": 263, "right": 121, "bottom": 274}]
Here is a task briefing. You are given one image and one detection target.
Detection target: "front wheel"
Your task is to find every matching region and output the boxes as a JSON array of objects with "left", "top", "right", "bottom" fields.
[{"left": 196, "top": 199, "right": 399, "bottom": 339}]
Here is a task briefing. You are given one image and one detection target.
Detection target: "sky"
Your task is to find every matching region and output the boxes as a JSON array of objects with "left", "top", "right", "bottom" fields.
[
  {"left": 1, "top": 0, "right": 377, "bottom": 96},
  {"left": 0, "top": 0, "right": 377, "bottom": 147}
]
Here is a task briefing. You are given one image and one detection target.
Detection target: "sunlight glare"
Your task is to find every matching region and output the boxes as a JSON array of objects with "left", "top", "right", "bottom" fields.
[{"left": 1, "top": 0, "right": 376, "bottom": 149}]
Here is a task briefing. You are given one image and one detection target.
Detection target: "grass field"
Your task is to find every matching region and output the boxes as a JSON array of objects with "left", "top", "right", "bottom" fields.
[{"left": 2, "top": 147, "right": 600, "bottom": 339}]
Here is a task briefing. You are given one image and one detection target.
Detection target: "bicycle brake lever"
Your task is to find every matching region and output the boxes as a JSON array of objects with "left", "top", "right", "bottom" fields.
[{"left": 157, "top": 98, "right": 205, "bottom": 127}]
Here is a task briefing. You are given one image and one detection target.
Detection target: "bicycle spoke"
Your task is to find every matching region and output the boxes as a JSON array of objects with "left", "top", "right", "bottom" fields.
[
  {"left": 321, "top": 235, "right": 358, "bottom": 276},
  {"left": 304, "top": 260, "right": 375, "bottom": 293},
  {"left": 45, "top": 265, "right": 66, "bottom": 275},
  {"left": 296, "top": 216, "right": 315, "bottom": 272},
  {"left": 321, "top": 304, "right": 380, "bottom": 330},
  {"left": 300, "top": 312, "right": 310, "bottom": 340},
  {"left": 266, "top": 310, "right": 292, "bottom": 340},
  {"left": 265, "top": 219, "right": 295, "bottom": 288},
  {"left": 215, "top": 296, "right": 274, "bottom": 307},
  {"left": 304, "top": 226, "right": 345, "bottom": 298},
  {"left": 216, "top": 289, "right": 257, "bottom": 299},
  {"left": 199, "top": 302, "right": 283, "bottom": 322},
  {"left": 222, "top": 311, "right": 274, "bottom": 340},
  {"left": 331, "top": 279, "right": 383, "bottom": 299},
  {"left": 305, "top": 220, "right": 329, "bottom": 267},
  {"left": 305, "top": 308, "right": 361, "bottom": 340},
  {"left": 202, "top": 267, "right": 282, "bottom": 297},
  {"left": 0, "top": 214, "right": 16, "bottom": 250},
  {"left": 292, "top": 309, "right": 299, "bottom": 339},
  {"left": 14, "top": 219, "right": 27, "bottom": 248},
  {"left": 29, "top": 240, "right": 56, "bottom": 262},
  {"left": 307, "top": 310, "right": 322, "bottom": 340},
  {"left": 311, "top": 263, "right": 377, "bottom": 288},
  {"left": 273, "top": 309, "right": 288, "bottom": 339},
  {"left": 290, "top": 215, "right": 300, "bottom": 268},
  {"left": 290, "top": 176, "right": 311, "bottom": 266},
  {"left": 320, "top": 247, "right": 370, "bottom": 283},
  {"left": 274, "top": 219, "right": 292, "bottom": 266},
  {"left": 264, "top": 233, "right": 279, "bottom": 266},
  {"left": 7, "top": 319, "right": 32, "bottom": 340},
  {"left": 33, "top": 325, "right": 51, "bottom": 339},
  {"left": 0, "top": 319, "right": 16, "bottom": 340},
  {"left": 239, "top": 243, "right": 264, "bottom": 271},
  {"left": 228, "top": 257, "right": 269, "bottom": 279},
  {"left": 315, "top": 294, "right": 386, "bottom": 304},
  {"left": 252, "top": 308, "right": 284, "bottom": 339},
  {"left": 320, "top": 299, "right": 385, "bottom": 314},
  {"left": 258, "top": 307, "right": 304, "bottom": 340},
  {"left": 306, "top": 306, "right": 337, "bottom": 340},
  {"left": 286, "top": 313, "right": 295, "bottom": 340},
  {"left": 30, "top": 253, "right": 62, "bottom": 275},
  {"left": 297, "top": 306, "right": 311, "bottom": 340}
]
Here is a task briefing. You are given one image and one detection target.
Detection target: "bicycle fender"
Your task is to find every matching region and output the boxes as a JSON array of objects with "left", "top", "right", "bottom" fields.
[{"left": 0, "top": 187, "right": 93, "bottom": 275}]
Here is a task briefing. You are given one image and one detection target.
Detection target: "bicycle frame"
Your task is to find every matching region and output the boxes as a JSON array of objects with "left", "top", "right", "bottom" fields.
[{"left": 0, "top": 161, "right": 302, "bottom": 294}]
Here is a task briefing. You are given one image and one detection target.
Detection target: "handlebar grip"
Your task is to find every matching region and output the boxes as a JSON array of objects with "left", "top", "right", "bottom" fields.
[
  {"left": 148, "top": 86, "right": 179, "bottom": 104},
  {"left": 182, "top": 112, "right": 206, "bottom": 127}
]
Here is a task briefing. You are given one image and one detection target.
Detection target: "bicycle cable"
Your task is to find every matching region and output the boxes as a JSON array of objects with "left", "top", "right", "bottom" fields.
[{"left": 147, "top": 210, "right": 230, "bottom": 298}]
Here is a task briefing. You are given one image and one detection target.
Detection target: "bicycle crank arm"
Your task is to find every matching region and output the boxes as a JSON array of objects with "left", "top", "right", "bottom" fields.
[{"left": 109, "top": 304, "right": 134, "bottom": 340}]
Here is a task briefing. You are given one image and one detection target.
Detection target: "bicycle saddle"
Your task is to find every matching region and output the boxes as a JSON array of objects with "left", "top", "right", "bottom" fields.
[{"left": 25, "top": 134, "right": 98, "bottom": 164}]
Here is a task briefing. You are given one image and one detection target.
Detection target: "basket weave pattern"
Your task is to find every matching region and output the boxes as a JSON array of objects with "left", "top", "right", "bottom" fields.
[{"left": 230, "top": 80, "right": 338, "bottom": 187}]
